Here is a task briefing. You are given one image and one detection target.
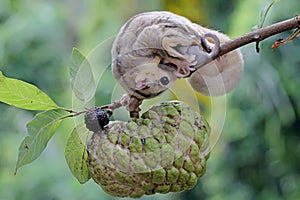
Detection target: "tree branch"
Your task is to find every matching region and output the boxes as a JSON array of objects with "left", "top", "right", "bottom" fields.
[{"left": 218, "top": 15, "right": 300, "bottom": 57}]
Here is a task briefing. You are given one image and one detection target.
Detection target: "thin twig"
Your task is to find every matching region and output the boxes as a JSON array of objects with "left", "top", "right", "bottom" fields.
[
  {"left": 57, "top": 106, "right": 77, "bottom": 113},
  {"left": 60, "top": 110, "right": 87, "bottom": 120},
  {"left": 272, "top": 27, "right": 300, "bottom": 49},
  {"left": 217, "top": 15, "right": 300, "bottom": 57}
]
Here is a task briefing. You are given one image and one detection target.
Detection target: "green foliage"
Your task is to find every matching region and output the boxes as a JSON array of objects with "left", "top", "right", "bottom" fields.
[
  {"left": 69, "top": 48, "right": 96, "bottom": 104},
  {"left": 0, "top": 45, "right": 98, "bottom": 178},
  {"left": 257, "top": 0, "right": 281, "bottom": 29},
  {"left": 0, "top": 71, "right": 58, "bottom": 110},
  {"left": 65, "top": 124, "right": 91, "bottom": 184},
  {"left": 15, "top": 110, "right": 65, "bottom": 173},
  {"left": 0, "top": 70, "right": 72, "bottom": 174}
]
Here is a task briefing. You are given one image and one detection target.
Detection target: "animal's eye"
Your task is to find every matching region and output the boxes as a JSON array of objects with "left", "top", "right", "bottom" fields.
[{"left": 160, "top": 76, "right": 170, "bottom": 86}]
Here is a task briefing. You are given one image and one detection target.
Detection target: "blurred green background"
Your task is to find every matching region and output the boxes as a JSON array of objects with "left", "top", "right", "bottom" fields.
[{"left": 0, "top": 0, "right": 300, "bottom": 199}]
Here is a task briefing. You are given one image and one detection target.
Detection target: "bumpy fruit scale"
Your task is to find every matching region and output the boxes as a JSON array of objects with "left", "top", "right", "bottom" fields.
[{"left": 87, "top": 100, "right": 210, "bottom": 198}]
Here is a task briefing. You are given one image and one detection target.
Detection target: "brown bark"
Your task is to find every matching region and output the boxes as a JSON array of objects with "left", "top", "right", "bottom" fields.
[{"left": 217, "top": 16, "right": 300, "bottom": 57}]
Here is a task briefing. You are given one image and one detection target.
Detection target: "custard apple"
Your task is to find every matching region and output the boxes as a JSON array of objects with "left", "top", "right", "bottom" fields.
[{"left": 87, "top": 100, "right": 210, "bottom": 198}]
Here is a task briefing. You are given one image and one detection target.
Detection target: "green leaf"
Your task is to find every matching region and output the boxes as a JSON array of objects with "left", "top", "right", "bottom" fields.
[
  {"left": 69, "top": 48, "right": 96, "bottom": 104},
  {"left": 0, "top": 71, "right": 58, "bottom": 110},
  {"left": 258, "top": 0, "right": 281, "bottom": 28},
  {"left": 15, "top": 110, "right": 64, "bottom": 173},
  {"left": 65, "top": 123, "right": 91, "bottom": 184}
]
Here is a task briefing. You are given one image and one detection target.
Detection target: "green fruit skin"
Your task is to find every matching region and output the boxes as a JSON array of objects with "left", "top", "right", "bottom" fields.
[{"left": 87, "top": 101, "right": 210, "bottom": 198}]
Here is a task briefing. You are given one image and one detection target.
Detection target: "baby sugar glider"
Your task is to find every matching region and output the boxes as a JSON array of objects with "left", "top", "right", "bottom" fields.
[{"left": 111, "top": 11, "right": 243, "bottom": 99}]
